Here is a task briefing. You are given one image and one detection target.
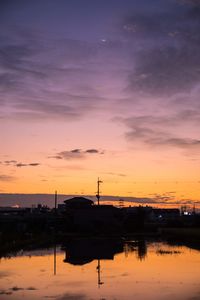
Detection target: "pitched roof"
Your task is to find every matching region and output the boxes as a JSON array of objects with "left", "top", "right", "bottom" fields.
[{"left": 64, "top": 197, "right": 94, "bottom": 205}]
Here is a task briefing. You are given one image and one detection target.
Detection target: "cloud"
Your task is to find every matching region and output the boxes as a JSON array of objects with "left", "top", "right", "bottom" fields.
[
  {"left": 151, "top": 193, "right": 176, "bottom": 202},
  {"left": 120, "top": 113, "right": 200, "bottom": 151},
  {"left": 28, "top": 163, "right": 40, "bottom": 167},
  {"left": 56, "top": 293, "right": 87, "bottom": 300},
  {"left": 85, "top": 149, "right": 99, "bottom": 153},
  {"left": 0, "top": 26, "right": 123, "bottom": 122},
  {"left": 2, "top": 161, "right": 41, "bottom": 167},
  {"left": 0, "top": 271, "right": 11, "bottom": 278},
  {"left": 16, "top": 163, "right": 27, "bottom": 167},
  {"left": 0, "top": 174, "right": 16, "bottom": 181},
  {"left": 105, "top": 172, "right": 127, "bottom": 177},
  {"left": 4, "top": 160, "right": 17, "bottom": 165},
  {"left": 16, "top": 162, "right": 41, "bottom": 167},
  {"left": 52, "top": 149, "right": 103, "bottom": 160},
  {"left": 123, "top": 2, "right": 200, "bottom": 97},
  {"left": 178, "top": 0, "right": 200, "bottom": 6}
]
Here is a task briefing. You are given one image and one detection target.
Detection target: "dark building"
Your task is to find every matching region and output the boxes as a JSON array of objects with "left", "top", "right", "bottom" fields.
[
  {"left": 151, "top": 208, "right": 180, "bottom": 221},
  {"left": 62, "top": 197, "right": 123, "bottom": 233},
  {"left": 64, "top": 197, "right": 94, "bottom": 209}
]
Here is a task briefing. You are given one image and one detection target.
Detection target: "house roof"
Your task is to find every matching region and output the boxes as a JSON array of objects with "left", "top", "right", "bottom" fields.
[{"left": 64, "top": 197, "right": 94, "bottom": 206}]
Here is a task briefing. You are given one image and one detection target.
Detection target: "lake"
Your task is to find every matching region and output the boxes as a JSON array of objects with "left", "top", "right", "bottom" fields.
[{"left": 0, "top": 239, "right": 200, "bottom": 300}]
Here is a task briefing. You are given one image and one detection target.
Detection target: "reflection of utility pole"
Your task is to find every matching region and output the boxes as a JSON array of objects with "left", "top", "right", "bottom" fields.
[
  {"left": 54, "top": 190, "right": 57, "bottom": 275},
  {"left": 96, "top": 259, "right": 104, "bottom": 288},
  {"left": 54, "top": 244, "right": 57, "bottom": 275},
  {"left": 96, "top": 178, "right": 103, "bottom": 206}
]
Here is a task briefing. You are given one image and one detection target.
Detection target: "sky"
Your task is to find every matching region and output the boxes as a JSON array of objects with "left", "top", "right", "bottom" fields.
[{"left": 0, "top": 0, "right": 200, "bottom": 207}]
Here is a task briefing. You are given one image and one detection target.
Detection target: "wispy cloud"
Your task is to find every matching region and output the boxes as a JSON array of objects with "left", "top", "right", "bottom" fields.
[
  {"left": 123, "top": 1, "right": 200, "bottom": 97},
  {"left": 16, "top": 162, "right": 40, "bottom": 167},
  {"left": 56, "top": 292, "right": 87, "bottom": 300},
  {"left": 50, "top": 148, "right": 104, "bottom": 160},
  {"left": 0, "top": 174, "right": 16, "bottom": 181},
  {"left": 2, "top": 161, "right": 41, "bottom": 167},
  {"left": 0, "top": 27, "right": 123, "bottom": 122},
  {"left": 119, "top": 112, "right": 200, "bottom": 151}
]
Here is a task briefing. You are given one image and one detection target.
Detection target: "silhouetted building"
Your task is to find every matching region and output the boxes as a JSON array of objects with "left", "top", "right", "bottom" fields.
[
  {"left": 151, "top": 208, "right": 180, "bottom": 221},
  {"left": 64, "top": 197, "right": 94, "bottom": 209},
  {"left": 62, "top": 197, "right": 122, "bottom": 233}
]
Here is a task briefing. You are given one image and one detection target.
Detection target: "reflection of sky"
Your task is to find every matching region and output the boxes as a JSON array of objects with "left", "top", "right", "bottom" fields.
[
  {"left": 0, "top": 243, "right": 200, "bottom": 300},
  {"left": 0, "top": 0, "right": 200, "bottom": 204}
]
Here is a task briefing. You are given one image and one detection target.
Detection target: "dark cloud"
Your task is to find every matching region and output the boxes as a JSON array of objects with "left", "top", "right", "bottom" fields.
[
  {"left": 0, "top": 174, "right": 16, "bottom": 181},
  {"left": 121, "top": 113, "right": 200, "bottom": 150},
  {"left": 85, "top": 149, "right": 99, "bottom": 153},
  {"left": 4, "top": 160, "right": 17, "bottom": 165},
  {"left": 10, "top": 287, "right": 24, "bottom": 291},
  {"left": 2, "top": 0, "right": 199, "bottom": 124},
  {"left": 0, "top": 290, "right": 12, "bottom": 295},
  {"left": 28, "top": 163, "right": 40, "bottom": 166},
  {"left": 16, "top": 163, "right": 27, "bottom": 167},
  {"left": 48, "top": 155, "right": 62, "bottom": 160},
  {"left": 2, "top": 160, "right": 41, "bottom": 167},
  {"left": 26, "top": 287, "right": 37, "bottom": 290},
  {"left": 71, "top": 149, "right": 82, "bottom": 154},
  {"left": 0, "top": 271, "right": 11, "bottom": 278},
  {"left": 126, "top": 126, "right": 200, "bottom": 149},
  {"left": 56, "top": 150, "right": 85, "bottom": 160},
  {"left": 151, "top": 193, "right": 176, "bottom": 202},
  {"left": 178, "top": 0, "right": 200, "bottom": 6},
  {"left": 16, "top": 162, "right": 41, "bottom": 167},
  {"left": 54, "top": 149, "right": 102, "bottom": 160},
  {"left": 105, "top": 172, "right": 127, "bottom": 177},
  {"left": 124, "top": 2, "right": 200, "bottom": 96},
  {"left": 0, "top": 193, "right": 199, "bottom": 208},
  {"left": 0, "top": 28, "right": 120, "bottom": 121},
  {"left": 56, "top": 293, "right": 87, "bottom": 300}
]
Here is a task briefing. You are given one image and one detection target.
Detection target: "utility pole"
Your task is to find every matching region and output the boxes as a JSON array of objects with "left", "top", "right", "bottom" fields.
[
  {"left": 54, "top": 190, "right": 58, "bottom": 275},
  {"left": 55, "top": 190, "right": 57, "bottom": 214},
  {"left": 96, "top": 178, "right": 103, "bottom": 206}
]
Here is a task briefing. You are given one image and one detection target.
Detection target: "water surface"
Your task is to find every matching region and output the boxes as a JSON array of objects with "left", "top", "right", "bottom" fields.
[{"left": 0, "top": 240, "right": 200, "bottom": 300}]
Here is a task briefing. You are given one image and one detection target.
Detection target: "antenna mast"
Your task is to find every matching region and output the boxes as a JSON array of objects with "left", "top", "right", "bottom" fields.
[{"left": 55, "top": 190, "right": 57, "bottom": 213}]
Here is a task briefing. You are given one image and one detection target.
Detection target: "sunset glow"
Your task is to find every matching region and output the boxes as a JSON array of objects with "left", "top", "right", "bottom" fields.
[{"left": 1, "top": 0, "right": 200, "bottom": 208}]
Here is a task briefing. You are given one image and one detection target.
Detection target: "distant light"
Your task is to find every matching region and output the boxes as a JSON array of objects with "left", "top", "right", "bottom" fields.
[{"left": 101, "top": 39, "right": 107, "bottom": 43}]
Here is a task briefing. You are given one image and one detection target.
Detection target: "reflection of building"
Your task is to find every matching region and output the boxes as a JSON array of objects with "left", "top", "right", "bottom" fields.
[
  {"left": 63, "top": 238, "right": 124, "bottom": 265},
  {"left": 63, "top": 238, "right": 123, "bottom": 288},
  {"left": 124, "top": 240, "right": 148, "bottom": 260},
  {"left": 137, "top": 240, "right": 147, "bottom": 260}
]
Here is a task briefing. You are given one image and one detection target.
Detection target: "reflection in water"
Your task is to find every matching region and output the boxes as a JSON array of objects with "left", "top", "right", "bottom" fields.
[
  {"left": 62, "top": 238, "right": 124, "bottom": 288},
  {"left": 0, "top": 240, "right": 200, "bottom": 300},
  {"left": 62, "top": 238, "right": 124, "bottom": 265},
  {"left": 62, "top": 238, "right": 149, "bottom": 288},
  {"left": 54, "top": 243, "right": 57, "bottom": 276},
  {"left": 97, "top": 259, "right": 103, "bottom": 288},
  {"left": 124, "top": 240, "right": 147, "bottom": 261}
]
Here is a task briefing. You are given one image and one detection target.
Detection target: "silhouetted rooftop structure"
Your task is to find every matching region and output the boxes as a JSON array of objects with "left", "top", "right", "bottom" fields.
[{"left": 64, "top": 197, "right": 94, "bottom": 209}]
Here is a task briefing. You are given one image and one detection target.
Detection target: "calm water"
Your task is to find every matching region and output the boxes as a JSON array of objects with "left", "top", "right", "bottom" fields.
[{"left": 0, "top": 240, "right": 200, "bottom": 300}]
